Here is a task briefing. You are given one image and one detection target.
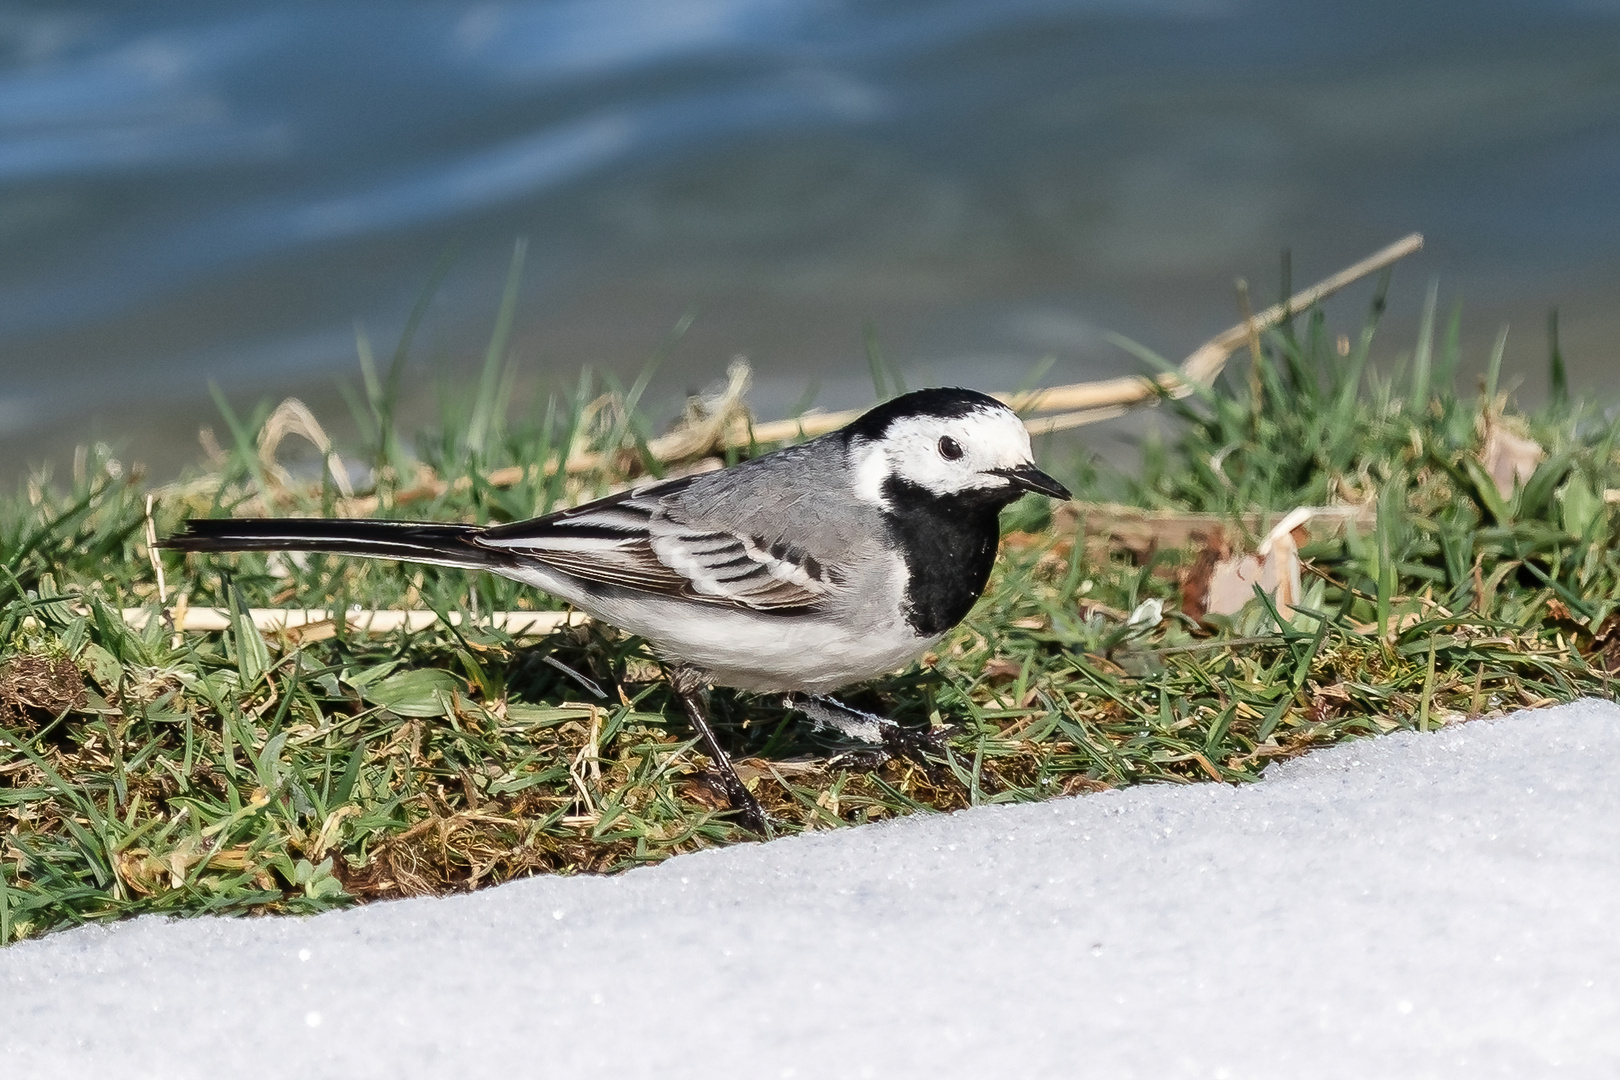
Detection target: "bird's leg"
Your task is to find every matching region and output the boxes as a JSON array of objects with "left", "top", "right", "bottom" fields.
[
  {"left": 785, "top": 694, "right": 949, "bottom": 765},
  {"left": 671, "top": 665, "right": 768, "bottom": 834}
]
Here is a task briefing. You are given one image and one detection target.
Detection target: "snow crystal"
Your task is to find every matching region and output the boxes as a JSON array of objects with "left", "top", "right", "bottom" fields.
[{"left": 4, "top": 700, "right": 1619, "bottom": 1078}]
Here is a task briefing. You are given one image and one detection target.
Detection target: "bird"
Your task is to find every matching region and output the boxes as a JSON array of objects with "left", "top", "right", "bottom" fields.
[{"left": 162, "top": 387, "right": 1072, "bottom": 831}]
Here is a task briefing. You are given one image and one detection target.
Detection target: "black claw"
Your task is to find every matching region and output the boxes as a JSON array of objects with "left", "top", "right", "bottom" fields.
[
  {"left": 881, "top": 722, "right": 955, "bottom": 763},
  {"left": 729, "top": 791, "right": 770, "bottom": 835},
  {"left": 709, "top": 768, "right": 769, "bottom": 834},
  {"left": 826, "top": 723, "right": 954, "bottom": 770}
]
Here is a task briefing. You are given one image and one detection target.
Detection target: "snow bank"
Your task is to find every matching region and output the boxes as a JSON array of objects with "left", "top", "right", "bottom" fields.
[{"left": 5, "top": 700, "right": 1619, "bottom": 1079}]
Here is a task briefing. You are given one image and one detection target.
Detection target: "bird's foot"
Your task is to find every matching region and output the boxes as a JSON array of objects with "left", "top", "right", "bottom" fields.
[
  {"left": 788, "top": 694, "right": 953, "bottom": 767},
  {"left": 879, "top": 720, "right": 955, "bottom": 763},
  {"left": 673, "top": 665, "right": 770, "bottom": 835},
  {"left": 713, "top": 770, "right": 769, "bottom": 834}
]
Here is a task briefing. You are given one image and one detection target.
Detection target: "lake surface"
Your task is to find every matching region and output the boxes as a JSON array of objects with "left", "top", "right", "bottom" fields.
[{"left": 3, "top": 0, "right": 1619, "bottom": 478}]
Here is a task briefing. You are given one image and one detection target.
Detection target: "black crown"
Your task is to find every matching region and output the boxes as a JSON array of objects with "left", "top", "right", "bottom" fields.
[{"left": 842, "top": 387, "right": 1006, "bottom": 442}]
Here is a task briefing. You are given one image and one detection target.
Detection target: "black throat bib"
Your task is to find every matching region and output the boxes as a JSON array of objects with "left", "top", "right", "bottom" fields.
[{"left": 880, "top": 476, "right": 1022, "bottom": 637}]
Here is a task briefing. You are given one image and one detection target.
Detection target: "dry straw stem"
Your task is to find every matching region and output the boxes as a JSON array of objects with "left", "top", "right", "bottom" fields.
[
  {"left": 375, "top": 233, "right": 1425, "bottom": 505},
  {"left": 725, "top": 233, "right": 1426, "bottom": 443},
  {"left": 117, "top": 607, "right": 586, "bottom": 636}
]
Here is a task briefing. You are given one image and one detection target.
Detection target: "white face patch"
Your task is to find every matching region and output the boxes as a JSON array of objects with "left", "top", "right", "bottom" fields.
[{"left": 849, "top": 403, "right": 1035, "bottom": 505}]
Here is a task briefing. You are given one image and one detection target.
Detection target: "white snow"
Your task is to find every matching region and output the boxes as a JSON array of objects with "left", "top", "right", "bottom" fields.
[{"left": 4, "top": 699, "right": 1620, "bottom": 1079}]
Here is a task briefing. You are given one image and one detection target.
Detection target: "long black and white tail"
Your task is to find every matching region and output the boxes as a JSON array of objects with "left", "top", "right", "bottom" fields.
[{"left": 161, "top": 518, "right": 513, "bottom": 573}]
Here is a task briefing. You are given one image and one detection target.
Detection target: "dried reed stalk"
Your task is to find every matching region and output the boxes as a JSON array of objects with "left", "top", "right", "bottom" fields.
[
  {"left": 360, "top": 232, "right": 1425, "bottom": 508},
  {"left": 119, "top": 607, "right": 587, "bottom": 637}
]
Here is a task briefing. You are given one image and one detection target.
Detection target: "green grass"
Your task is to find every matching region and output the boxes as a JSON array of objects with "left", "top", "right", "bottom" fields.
[{"left": 3, "top": 278, "right": 1616, "bottom": 944}]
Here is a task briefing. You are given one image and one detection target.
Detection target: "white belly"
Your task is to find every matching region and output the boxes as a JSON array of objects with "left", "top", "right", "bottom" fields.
[
  {"left": 673, "top": 611, "right": 937, "bottom": 693},
  {"left": 502, "top": 558, "right": 933, "bottom": 694}
]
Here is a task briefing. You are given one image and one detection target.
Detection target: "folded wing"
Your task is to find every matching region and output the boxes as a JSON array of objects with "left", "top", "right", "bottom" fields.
[{"left": 477, "top": 477, "right": 842, "bottom": 612}]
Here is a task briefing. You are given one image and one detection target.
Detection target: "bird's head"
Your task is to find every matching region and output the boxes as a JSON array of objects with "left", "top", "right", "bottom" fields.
[{"left": 843, "top": 388, "right": 1072, "bottom": 508}]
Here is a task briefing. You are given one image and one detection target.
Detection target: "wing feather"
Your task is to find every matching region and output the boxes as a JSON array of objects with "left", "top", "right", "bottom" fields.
[{"left": 473, "top": 477, "right": 842, "bottom": 612}]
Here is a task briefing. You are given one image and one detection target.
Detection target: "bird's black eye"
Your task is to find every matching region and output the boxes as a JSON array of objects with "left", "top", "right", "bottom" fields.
[{"left": 938, "top": 436, "right": 964, "bottom": 460}]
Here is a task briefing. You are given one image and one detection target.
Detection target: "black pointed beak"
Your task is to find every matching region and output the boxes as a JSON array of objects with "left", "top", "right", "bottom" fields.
[{"left": 994, "top": 463, "right": 1072, "bottom": 500}]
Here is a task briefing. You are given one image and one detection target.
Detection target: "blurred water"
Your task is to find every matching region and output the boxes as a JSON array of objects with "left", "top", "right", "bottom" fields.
[{"left": 2, "top": 0, "right": 1619, "bottom": 476}]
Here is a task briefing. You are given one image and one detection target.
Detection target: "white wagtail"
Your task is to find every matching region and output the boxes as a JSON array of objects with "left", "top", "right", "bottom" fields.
[{"left": 164, "top": 387, "right": 1072, "bottom": 830}]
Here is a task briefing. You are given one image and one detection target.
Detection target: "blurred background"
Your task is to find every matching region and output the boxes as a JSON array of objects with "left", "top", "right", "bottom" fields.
[{"left": 2, "top": 0, "right": 1618, "bottom": 481}]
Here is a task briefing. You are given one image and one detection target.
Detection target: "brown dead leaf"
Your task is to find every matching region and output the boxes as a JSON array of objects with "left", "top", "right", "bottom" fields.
[
  {"left": 115, "top": 850, "right": 169, "bottom": 896},
  {"left": 1545, "top": 599, "right": 1582, "bottom": 627},
  {"left": 1480, "top": 414, "right": 1544, "bottom": 497},
  {"left": 1186, "top": 508, "right": 1309, "bottom": 621},
  {"left": 1204, "top": 554, "right": 1269, "bottom": 618},
  {"left": 1256, "top": 512, "right": 1305, "bottom": 618},
  {"left": 678, "top": 776, "right": 732, "bottom": 810},
  {"left": 1178, "top": 527, "right": 1232, "bottom": 622},
  {"left": 982, "top": 658, "right": 1024, "bottom": 681}
]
